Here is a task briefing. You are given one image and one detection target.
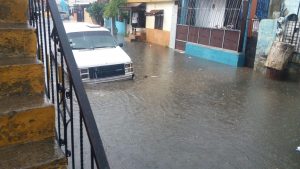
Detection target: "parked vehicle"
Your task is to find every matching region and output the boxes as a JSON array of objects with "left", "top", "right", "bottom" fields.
[{"left": 63, "top": 22, "right": 134, "bottom": 83}]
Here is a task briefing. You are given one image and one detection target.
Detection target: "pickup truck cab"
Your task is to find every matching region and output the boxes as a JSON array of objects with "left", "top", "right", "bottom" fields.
[{"left": 64, "top": 22, "right": 134, "bottom": 83}]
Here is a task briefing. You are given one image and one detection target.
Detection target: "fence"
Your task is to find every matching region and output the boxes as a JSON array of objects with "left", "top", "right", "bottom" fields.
[
  {"left": 177, "top": 0, "right": 243, "bottom": 30},
  {"left": 282, "top": 20, "right": 300, "bottom": 53},
  {"left": 175, "top": 0, "right": 248, "bottom": 52},
  {"left": 29, "top": 0, "right": 110, "bottom": 168},
  {"left": 281, "top": 2, "right": 300, "bottom": 53}
]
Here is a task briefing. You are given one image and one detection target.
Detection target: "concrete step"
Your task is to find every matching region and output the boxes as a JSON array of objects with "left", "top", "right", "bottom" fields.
[
  {"left": 0, "top": 23, "right": 37, "bottom": 57},
  {"left": 0, "top": 0, "right": 29, "bottom": 24},
  {"left": 0, "top": 95, "right": 55, "bottom": 148},
  {"left": 0, "top": 138, "right": 67, "bottom": 169},
  {"left": 0, "top": 57, "right": 44, "bottom": 98},
  {"left": 124, "top": 37, "right": 136, "bottom": 42}
]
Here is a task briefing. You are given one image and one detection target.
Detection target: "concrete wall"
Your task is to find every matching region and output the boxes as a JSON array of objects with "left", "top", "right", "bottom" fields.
[
  {"left": 84, "top": 8, "right": 94, "bottom": 24},
  {"left": 185, "top": 43, "right": 245, "bottom": 67},
  {"left": 169, "top": 4, "right": 178, "bottom": 49},
  {"left": 255, "top": 19, "right": 277, "bottom": 57},
  {"left": 282, "top": 0, "right": 300, "bottom": 17},
  {"left": 253, "top": 19, "right": 277, "bottom": 73},
  {"left": 145, "top": 2, "right": 175, "bottom": 46}
]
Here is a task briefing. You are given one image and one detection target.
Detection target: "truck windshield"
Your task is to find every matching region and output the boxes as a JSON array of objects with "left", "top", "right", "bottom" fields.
[{"left": 67, "top": 31, "right": 117, "bottom": 49}]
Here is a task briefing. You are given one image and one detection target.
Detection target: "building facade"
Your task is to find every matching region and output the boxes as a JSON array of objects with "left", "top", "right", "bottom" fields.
[
  {"left": 175, "top": 0, "right": 250, "bottom": 66},
  {"left": 126, "top": 0, "right": 177, "bottom": 47}
]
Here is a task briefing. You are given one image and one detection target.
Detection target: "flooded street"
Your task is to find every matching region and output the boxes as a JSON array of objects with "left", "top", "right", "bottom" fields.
[{"left": 85, "top": 42, "right": 300, "bottom": 169}]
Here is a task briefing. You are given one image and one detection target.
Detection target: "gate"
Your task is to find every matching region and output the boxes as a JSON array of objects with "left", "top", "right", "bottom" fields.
[{"left": 281, "top": 2, "right": 300, "bottom": 53}]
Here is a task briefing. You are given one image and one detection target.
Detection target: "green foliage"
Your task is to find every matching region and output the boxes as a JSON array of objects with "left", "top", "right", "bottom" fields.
[
  {"left": 118, "top": 11, "right": 129, "bottom": 22},
  {"left": 103, "top": 0, "right": 126, "bottom": 18},
  {"left": 86, "top": 2, "right": 106, "bottom": 25}
]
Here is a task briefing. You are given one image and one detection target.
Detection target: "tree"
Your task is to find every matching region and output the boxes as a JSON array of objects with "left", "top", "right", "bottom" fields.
[
  {"left": 103, "top": 0, "right": 126, "bottom": 34},
  {"left": 86, "top": 2, "right": 106, "bottom": 26}
]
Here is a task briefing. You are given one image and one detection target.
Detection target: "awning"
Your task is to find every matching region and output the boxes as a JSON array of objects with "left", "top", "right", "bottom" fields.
[
  {"left": 145, "top": 10, "right": 164, "bottom": 16},
  {"left": 126, "top": 3, "right": 142, "bottom": 7},
  {"left": 120, "top": 3, "right": 143, "bottom": 9}
]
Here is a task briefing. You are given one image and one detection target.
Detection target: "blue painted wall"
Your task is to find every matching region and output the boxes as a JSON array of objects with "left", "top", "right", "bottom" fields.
[
  {"left": 255, "top": 19, "right": 277, "bottom": 57},
  {"left": 59, "top": 0, "right": 69, "bottom": 13},
  {"left": 116, "top": 21, "right": 126, "bottom": 35},
  {"left": 185, "top": 43, "right": 245, "bottom": 67},
  {"left": 256, "top": 0, "right": 270, "bottom": 20}
]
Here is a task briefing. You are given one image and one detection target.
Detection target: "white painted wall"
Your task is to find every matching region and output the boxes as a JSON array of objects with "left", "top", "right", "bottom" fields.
[
  {"left": 195, "top": 0, "right": 226, "bottom": 28},
  {"left": 146, "top": 2, "right": 175, "bottom": 31},
  {"left": 283, "top": 0, "right": 300, "bottom": 17},
  {"left": 169, "top": 5, "right": 178, "bottom": 48}
]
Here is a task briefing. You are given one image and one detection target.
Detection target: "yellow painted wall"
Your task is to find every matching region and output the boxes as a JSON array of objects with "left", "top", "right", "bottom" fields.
[
  {"left": 146, "top": 28, "right": 170, "bottom": 46},
  {"left": 84, "top": 8, "right": 94, "bottom": 24}
]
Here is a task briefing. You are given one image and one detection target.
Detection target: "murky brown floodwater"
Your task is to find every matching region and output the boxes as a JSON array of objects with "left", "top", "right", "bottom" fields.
[{"left": 85, "top": 41, "right": 300, "bottom": 169}]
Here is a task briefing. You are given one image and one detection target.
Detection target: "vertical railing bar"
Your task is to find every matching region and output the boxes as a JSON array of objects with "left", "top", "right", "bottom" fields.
[
  {"left": 70, "top": 80, "right": 75, "bottom": 169},
  {"left": 54, "top": 29, "right": 62, "bottom": 145},
  {"left": 33, "top": 0, "right": 41, "bottom": 60},
  {"left": 234, "top": 0, "right": 241, "bottom": 28},
  {"left": 29, "top": 0, "right": 34, "bottom": 26},
  {"left": 291, "top": 2, "right": 300, "bottom": 44},
  {"left": 31, "top": 0, "right": 36, "bottom": 27},
  {"left": 47, "top": 1, "right": 55, "bottom": 104},
  {"left": 296, "top": 22, "right": 300, "bottom": 52},
  {"left": 37, "top": 0, "right": 44, "bottom": 62},
  {"left": 60, "top": 49, "right": 68, "bottom": 155},
  {"left": 91, "top": 147, "right": 95, "bottom": 169},
  {"left": 80, "top": 110, "right": 84, "bottom": 169},
  {"left": 41, "top": 0, "right": 50, "bottom": 98},
  {"left": 231, "top": 6, "right": 236, "bottom": 28},
  {"left": 236, "top": 1, "right": 243, "bottom": 29},
  {"left": 228, "top": 0, "right": 235, "bottom": 29}
]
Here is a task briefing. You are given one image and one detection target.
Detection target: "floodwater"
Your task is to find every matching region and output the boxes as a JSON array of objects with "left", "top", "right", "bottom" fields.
[{"left": 85, "top": 42, "right": 300, "bottom": 169}]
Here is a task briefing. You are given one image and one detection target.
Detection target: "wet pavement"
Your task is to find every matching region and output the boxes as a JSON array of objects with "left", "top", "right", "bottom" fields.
[{"left": 85, "top": 41, "right": 300, "bottom": 169}]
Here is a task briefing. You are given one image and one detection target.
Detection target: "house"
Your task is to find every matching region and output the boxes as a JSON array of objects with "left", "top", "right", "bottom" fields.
[
  {"left": 69, "top": 0, "right": 97, "bottom": 22},
  {"left": 125, "top": 0, "right": 178, "bottom": 47},
  {"left": 254, "top": 0, "right": 300, "bottom": 76},
  {"left": 174, "top": 0, "right": 251, "bottom": 67}
]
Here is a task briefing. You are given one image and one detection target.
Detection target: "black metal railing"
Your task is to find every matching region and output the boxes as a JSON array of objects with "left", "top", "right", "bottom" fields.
[
  {"left": 281, "top": 2, "right": 300, "bottom": 53},
  {"left": 28, "top": 0, "right": 110, "bottom": 168}
]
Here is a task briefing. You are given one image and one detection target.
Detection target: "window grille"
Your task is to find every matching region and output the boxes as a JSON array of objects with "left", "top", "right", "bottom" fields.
[
  {"left": 177, "top": 0, "right": 243, "bottom": 30},
  {"left": 155, "top": 15, "right": 164, "bottom": 30}
]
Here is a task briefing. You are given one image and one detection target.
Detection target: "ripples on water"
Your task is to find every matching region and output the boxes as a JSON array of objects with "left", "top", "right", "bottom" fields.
[{"left": 84, "top": 42, "right": 300, "bottom": 169}]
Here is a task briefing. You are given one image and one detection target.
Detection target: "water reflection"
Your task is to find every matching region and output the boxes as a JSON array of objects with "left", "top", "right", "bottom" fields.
[{"left": 85, "top": 42, "right": 300, "bottom": 169}]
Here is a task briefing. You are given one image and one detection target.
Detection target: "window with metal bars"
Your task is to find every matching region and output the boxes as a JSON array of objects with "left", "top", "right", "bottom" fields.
[
  {"left": 177, "top": 0, "right": 243, "bottom": 30},
  {"left": 155, "top": 15, "right": 164, "bottom": 30},
  {"left": 281, "top": 20, "right": 300, "bottom": 53}
]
